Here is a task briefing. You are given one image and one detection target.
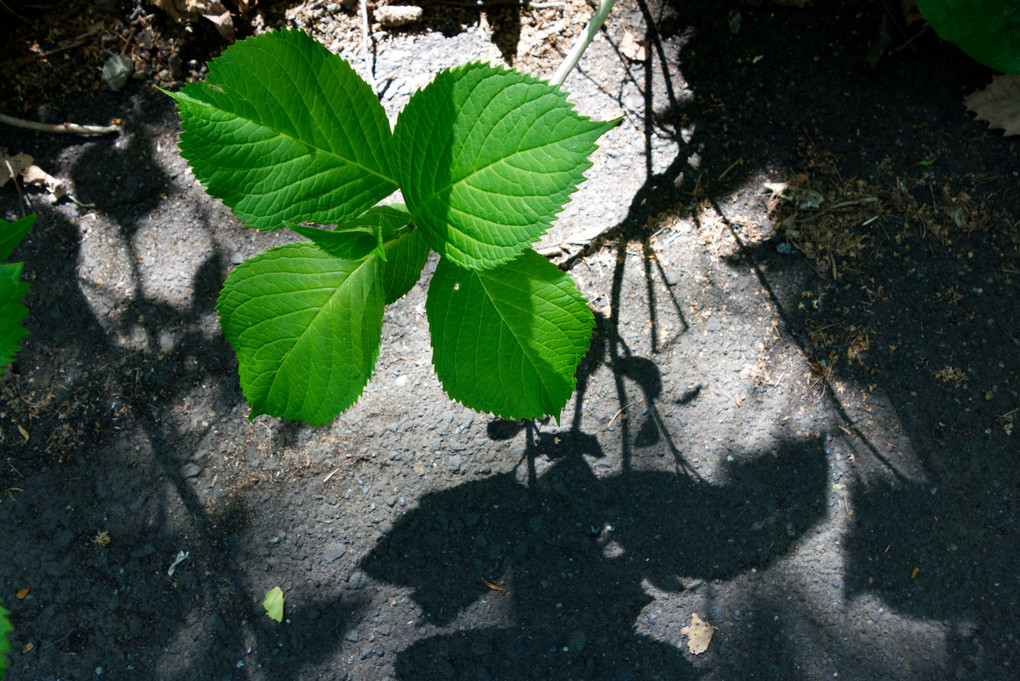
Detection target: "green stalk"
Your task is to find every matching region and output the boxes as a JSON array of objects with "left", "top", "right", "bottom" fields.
[{"left": 550, "top": 0, "right": 619, "bottom": 87}]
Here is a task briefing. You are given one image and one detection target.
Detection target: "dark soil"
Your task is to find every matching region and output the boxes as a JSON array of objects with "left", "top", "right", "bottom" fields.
[{"left": 2, "top": 1, "right": 1018, "bottom": 680}]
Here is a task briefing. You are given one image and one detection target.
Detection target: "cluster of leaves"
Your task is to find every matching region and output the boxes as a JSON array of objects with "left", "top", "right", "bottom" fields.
[
  {"left": 0, "top": 214, "right": 34, "bottom": 377},
  {"left": 170, "top": 30, "right": 615, "bottom": 426},
  {"left": 917, "top": 0, "right": 1020, "bottom": 73}
]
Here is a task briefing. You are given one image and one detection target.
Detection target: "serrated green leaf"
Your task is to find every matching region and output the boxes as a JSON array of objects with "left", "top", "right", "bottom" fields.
[
  {"left": 0, "top": 214, "right": 34, "bottom": 261},
  {"left": 169, "top": 29, "right": 397, "bottom": 230},
  {"left": 426, "top": 250, "right": 594, "bottom": 419},
  {"left": 218, "top": 242, "right": 385, "bottom": 425},
  {"left": 0, "top": 215, "right": 33, "bottom": 378},
  {"left": 394, "top": 63, "right": 617, "bottom": 271},
  {"left": 917, "top": 0, "right": 1020, "bottom": 72},
  {"left": 290, "top": 205, "right": 413, "bottom": 262},
  {"left": 381, "top": 226, "right": 429, "bottom": 304},
  {"left": 263, "top": 586, "right": 284, "bottom": 623}
]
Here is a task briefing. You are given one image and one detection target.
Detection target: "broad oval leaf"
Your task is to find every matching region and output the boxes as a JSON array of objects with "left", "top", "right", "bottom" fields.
[
  {"left": 170, "top": 29, "right": 397, "bottom": 230},
  {"left": 917, "top": 0, "right": 1020, "bottom": 73},
  {"left": 218, "top": 242, "right": 385, "bottom": 425},
  {"left": 394, "top": 63, "right": 617, "bottom": 270},
  {"left": 426, "top": 250, "right": 595, "bottom": 419}
]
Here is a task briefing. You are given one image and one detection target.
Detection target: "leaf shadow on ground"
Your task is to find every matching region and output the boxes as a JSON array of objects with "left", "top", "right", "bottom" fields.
[
  {"left": 369, "top": 0, "right": 1020, "bottom": 677},
  {"left": 362, "top": 432, "right": 827, "bottom": 680},
  {"left": 633, "top": 0, "right": 1020, "bottom": 677},
  {"left": 0, "top": 98, "right": 372, "bottom": 679}
]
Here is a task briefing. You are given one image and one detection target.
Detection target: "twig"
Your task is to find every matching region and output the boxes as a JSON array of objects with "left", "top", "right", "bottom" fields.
[
  {"left": 550, "top": 0, "right": 618, "bottom": 86},
  {"left": 0, "top": 113, "right": 120, "bottom": 135},
  {"left": 440, "top": 0, "right": 565, "bottom": 7},
  {"left": 359, "top": 0, "right": 378, "bottom": 94}
]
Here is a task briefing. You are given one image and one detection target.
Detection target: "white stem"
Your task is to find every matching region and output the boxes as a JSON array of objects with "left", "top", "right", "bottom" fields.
[
  {"left": 549, "top": 0, "right": 618, "bottom": 87},
  {"left": 0, "top": 113, "right": 120, "bottom": 135}
]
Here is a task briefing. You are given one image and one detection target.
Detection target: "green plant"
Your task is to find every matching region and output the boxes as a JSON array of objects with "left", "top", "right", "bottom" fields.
[
  {"left": 0, "top": 597, "right": 11, "bottom": 679},
  {"left": 917, "top": 0, "right": 1020, "bottom": 73},
  {"left": 169, "top": 29, "right": 617, "bottom": 425},
  {"left": 0, "top": 214, "right": 34, "bottom": 377}
]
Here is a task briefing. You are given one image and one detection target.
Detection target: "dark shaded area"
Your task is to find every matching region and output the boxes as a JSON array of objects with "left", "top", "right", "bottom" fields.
[{"left": 363, "top": 436, "right": 826, "bottom": 680}]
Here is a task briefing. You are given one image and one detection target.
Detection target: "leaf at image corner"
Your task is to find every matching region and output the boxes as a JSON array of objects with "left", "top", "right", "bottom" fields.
[
  {"left": 263, "top": 586, "right": 284, "bottom": 623},
  {"left": 964, "top": 74, "right": 1020, "bottom": 137},
  {"left": 394, "top": 62, "right": 618, "bottom": 271},
  {"left": 0, "top": 598, "right": 11, "bottom": 678},
  {"left": 917, "top": 0, "right": 1020, "bottom": 73}
]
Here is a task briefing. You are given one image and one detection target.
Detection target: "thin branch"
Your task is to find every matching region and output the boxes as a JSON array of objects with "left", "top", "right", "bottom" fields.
[
  {"left": 550, "top": 0, "right": 618, "bottom": 86},
  {"left": 0, "top": 113, "right": 120, "bottom": 135}
]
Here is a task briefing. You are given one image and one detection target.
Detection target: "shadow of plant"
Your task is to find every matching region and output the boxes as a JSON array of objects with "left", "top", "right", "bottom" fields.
[{"left": 363, "top": 431, "right": 826, "bottom": 679}]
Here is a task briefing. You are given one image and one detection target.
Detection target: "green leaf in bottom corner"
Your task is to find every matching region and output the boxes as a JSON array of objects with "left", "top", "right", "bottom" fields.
[
  {"left": 426, "top": 250, "right": 595, "bottom": 420},
  {"left": 218, "top": 242, "right": 385, "bottom": 426},
  {"left": 1, "top": 597, "right": 11, "bottom": 678},
  {"left": 263, "top": 586, "right": 284, "bottom": 623}
]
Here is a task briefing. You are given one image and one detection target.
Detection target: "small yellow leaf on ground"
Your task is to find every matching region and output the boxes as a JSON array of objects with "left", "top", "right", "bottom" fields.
[
  {"left": 681, "top": 613, "right": 715, "bottom": 655},
  {"left": 18, "top": 425, "right": 29, "bottom": 442},
  {"left": 16, "top": 586, "right": 29, "bottom": 599}
]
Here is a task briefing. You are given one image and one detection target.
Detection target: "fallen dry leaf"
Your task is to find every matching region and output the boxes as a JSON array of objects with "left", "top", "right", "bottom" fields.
[
  {"left": 680, "top": 613, "right": 715, "bottom": 655},
  {"left": 964, "top": 75, "right": 1020, "bottom": 137},
  {"left": 16, "top": 586, "right": 29, "bottom": 599},
  {"left": 0, "top": 148, "right": 34, "bottom": 185},
  {"left": 21, "top": 164, "right": 66, "bottom": 201},
  {"left": 149, "top": 0, "right": 235, "bottom": 41}
]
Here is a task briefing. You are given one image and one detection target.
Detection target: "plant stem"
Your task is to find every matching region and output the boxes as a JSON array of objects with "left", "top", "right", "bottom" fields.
[
  {"left": 0, "top": 113, "right": 120, "bottom": 135},
  {"left": 549, "top": 0, "right": 618, "bottom": 87}
]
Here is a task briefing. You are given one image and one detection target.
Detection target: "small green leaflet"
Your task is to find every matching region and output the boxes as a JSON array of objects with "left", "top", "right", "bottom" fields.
[
  {"left": 394, "top": 62, "right": 618, "bottom": 271},
  {"left": 169, "top": 29, "right": 397, "bottom": 230},
  {"left": 426, "top": 250, "right": 595, "bottom": 420},
  {"left": 0, "top": 214, "right": 34, "bottom": 377},
  {"left": 917, "top": 0, "right": 1020, "bottom": 73},
  {"left": 263, "top": 586, "right": 284, "bottom": 623}
]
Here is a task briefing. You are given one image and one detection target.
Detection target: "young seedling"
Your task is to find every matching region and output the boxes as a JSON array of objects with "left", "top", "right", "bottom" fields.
[{"left": 169, "top": 27, "right": 618, "bottom": 426}]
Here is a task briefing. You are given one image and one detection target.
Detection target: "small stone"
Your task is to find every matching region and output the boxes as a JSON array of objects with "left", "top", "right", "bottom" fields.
[
  {"left": 180, "top": 462, "right": 201, "bottom": 478},
  {"left": 102, "top": 54, "right": 133, "bottom": 91},
  {"left": 376, "top": 5, "right": 423, "bottom": 29}
]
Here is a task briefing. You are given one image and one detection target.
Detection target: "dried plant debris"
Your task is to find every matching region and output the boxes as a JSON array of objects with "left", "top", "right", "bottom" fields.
[
  {"left": 964, "top": 74, "right": 1020, "bottom": 137},
  {"left": 680, "top": 613, "right": 715, "bottom": 655}
]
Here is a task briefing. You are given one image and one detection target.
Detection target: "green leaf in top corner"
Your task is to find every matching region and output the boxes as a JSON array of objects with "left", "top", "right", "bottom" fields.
[
  {"left": 169, "top": 29, "right": 397, "bottom": 230},
  {"left": 394, "top": 63, "right": 618, "bottom": 271},
  {"left": 263, "top": 586, "right": 284, "bottom": 623},
  {"left": 917, "top": 0, "right": 1020, "bottom": 73},
  {"left": 426, "top": 250, "right": 595, "bottom": 420},
  {"left": 217, "top": 242, "right": 386, "bottom": 425}
]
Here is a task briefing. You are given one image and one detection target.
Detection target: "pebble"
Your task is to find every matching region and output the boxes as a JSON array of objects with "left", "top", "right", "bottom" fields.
[{"left": 376, "top": 6, "right": 423, "bottom": 29}]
